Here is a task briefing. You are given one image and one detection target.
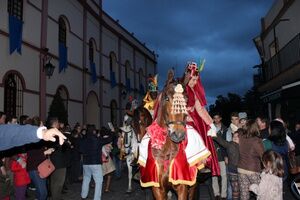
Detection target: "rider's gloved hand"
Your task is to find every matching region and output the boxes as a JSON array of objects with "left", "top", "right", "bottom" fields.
[{"left": 207, "top": 123, "right": 217, "bottom": 137}]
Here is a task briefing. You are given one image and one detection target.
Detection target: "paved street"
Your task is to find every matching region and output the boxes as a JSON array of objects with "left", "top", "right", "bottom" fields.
[
  {"left": 58, "top": 171, "right": 214, "bottom": 200},
  {"left": 26, "top": 169, "right": 214, "bottom": 200},
  {"left": 26, "top": 169, "right": 297, "bottom": 200}
]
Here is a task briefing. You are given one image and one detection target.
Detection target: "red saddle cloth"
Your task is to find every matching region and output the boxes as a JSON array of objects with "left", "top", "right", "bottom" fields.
[{"left": 140, "top": 139, "right": 198, "bottom": 187}]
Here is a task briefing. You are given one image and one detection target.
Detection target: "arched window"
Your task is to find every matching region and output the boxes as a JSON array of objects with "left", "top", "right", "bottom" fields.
[
  {"left": 4, "top": 73, "right": 23, "bottom": 117},
  {"left": 58, "top": 17, "right": 67, "bottom": 45},
  {"left": 7, "top": 0, "right": 23, "bottom": 20},
  {"left": 89, "top": 39, "right": 94, "bottom": 63},
  {"left": 110, "top": 100, "right": 118, "bottom": 126}
]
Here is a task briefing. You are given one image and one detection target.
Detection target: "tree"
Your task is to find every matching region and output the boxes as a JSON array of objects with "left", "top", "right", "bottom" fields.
[
  {"left": 209, "top": 93, "right": 242, "bottom": 126},
  {"left": 47, "top": 91, "right": 68, "bottom": 125},
  {"left": 242, "top": 87, "right": 265, "bottom": 119},
  {"left": 209, "top": 87, "right": 265, "bottom": 126}
]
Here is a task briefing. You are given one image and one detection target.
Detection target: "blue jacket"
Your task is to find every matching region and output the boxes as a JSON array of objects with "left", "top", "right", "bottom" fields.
[{"left": 0, "top": 124, "right": 39, "bottom": 151}]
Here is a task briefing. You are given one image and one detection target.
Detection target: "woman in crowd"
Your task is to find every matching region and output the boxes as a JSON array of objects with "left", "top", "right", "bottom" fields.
[
  {"left": 237, "top": 119, "right": 264, "bottom": 200},
  {"left": 267, "top": 120, "right": 289, "bottom": 181},
  {"left": 26, "top": 116, "right": 55, "bottom": 200}
]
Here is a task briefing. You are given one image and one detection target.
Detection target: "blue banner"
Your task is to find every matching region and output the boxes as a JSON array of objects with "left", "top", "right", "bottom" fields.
[
  {"left": 126, "top": 78, "right": 131, "bottom": 91},
  {"left": 59, "top": 42, "right": 68, "bottom": 73},
  {"left": 90, "top": 61, "right": 97, "bottom": 83},
  {"left": 110, "top": 71, "right": 117, "bottom": 88},
  {"left": 9, "top": 15, "right": 23, "bottom": 54}
]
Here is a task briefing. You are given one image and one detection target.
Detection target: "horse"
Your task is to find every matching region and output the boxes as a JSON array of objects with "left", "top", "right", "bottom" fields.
[
  {"left": 132, "top": 106, "right": 153, "bottom": 143},
  {"left": 119, "top": 114, "right": 138, "bottom": 193},
  {"left": 139, "top": 70, "right": 207, "bottom": 200}
]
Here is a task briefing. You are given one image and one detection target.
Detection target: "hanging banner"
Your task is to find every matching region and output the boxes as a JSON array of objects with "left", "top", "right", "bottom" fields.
[
  {"left": 9, "top": 15, "right": 23, "bottom": 54},
  {"left": 59, "top": 42, "right": 68, "bottom": 73},
  {"left": 90, "top": 61, "right": 97, "bottom": 83}
]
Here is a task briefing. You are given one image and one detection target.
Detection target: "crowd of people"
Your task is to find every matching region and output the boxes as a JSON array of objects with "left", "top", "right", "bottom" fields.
[
  {"left": 211, "top": 111, "right": 300, "bottom": 200},
  {"left": 0, "top": 112, "right": 122, "bottom": 200}
]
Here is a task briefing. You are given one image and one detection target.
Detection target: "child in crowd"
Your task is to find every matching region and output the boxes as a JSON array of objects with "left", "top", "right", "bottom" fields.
[
  {"left": 250, "top": 150, "right": 284, "bottom": 200},
  {"left": 10, "top": 153, "right": 31, "bottom": 200},
  {"left": 213, "top": 129, "right": 242, "bottom": 200}
]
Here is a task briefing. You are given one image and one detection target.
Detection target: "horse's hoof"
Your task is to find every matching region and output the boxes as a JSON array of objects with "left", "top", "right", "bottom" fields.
[{"left": 126, "top": 189, "right": 132, "bottom": 193}]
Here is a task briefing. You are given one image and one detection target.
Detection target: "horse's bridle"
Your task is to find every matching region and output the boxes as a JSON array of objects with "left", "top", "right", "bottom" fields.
[
  {"left": 165, "top": 120, "right": 186, "bottom": 127},
  {"left": 123, "top": 129, "right": 133, "bottom": 149}
]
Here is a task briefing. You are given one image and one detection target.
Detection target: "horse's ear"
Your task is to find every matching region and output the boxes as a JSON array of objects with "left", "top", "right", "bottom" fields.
[{"left": 166, "top": 70, "right": 174, "bottom": 85}]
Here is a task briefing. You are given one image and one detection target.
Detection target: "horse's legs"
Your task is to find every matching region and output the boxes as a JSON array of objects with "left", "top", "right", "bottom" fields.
[
  {"left": 188, "top": 184, "right": 197, "bottom": 200},
  {"left": 174, "top": 184, "right": 188, "bottom": 200},
  {"left": 152, "top": 187, "right": 167, "bottom": 200},
  {"left": 126, "top": 157, "right": 133, "bottom": 192}
]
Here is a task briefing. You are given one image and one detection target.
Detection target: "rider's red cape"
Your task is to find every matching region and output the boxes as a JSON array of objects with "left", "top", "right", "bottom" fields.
[{"left": 140, "top": 138, "right": 204, "bottom": 187}]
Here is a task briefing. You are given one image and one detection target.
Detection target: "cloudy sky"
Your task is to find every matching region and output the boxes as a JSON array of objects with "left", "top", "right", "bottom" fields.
[{"left": 103, "top": 0, "right": 274, "bottom": 105}]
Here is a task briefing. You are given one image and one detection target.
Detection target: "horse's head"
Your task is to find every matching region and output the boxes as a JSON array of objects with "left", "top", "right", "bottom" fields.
[
  {"left": 157, "top": 70, "right": 187, "bottom": 143},
  {"left": 123, "top": 114, "right": 133, "bottom": 127}
]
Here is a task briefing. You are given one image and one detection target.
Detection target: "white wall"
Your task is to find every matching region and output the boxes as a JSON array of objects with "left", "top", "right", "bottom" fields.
[{"left": 23, "top": 93, "right": 39, "bottom": 117}]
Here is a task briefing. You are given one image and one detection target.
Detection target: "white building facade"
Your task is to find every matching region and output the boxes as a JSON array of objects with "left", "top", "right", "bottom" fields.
[{"left": 0, "top": 0, "right": 157, "bottom": 128}]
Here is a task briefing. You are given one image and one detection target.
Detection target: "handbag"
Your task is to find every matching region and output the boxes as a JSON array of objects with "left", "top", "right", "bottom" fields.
[
  {"left": 102, "top": 153, "right": 109, "bottom": 163},
  {"left": 37, "top": 158, "right": 55, "bottom": 178}
]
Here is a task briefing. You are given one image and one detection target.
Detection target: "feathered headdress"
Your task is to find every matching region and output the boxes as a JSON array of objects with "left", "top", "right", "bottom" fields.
[
  {"left": 147, "top": 74, "right": 158, "bottom": 92},
  {"left": 186, "top": 59, "right": 205, "bottom": 77}
]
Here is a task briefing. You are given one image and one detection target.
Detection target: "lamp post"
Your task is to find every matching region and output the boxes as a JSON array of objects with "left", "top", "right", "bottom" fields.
[{"left": 273, "top": 18, "right": 290, "bottom": 53}]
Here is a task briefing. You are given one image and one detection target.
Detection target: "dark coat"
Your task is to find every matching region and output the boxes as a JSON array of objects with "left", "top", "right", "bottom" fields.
[{"left": 79, "top": 134, "right": 112, "bottom": 165}]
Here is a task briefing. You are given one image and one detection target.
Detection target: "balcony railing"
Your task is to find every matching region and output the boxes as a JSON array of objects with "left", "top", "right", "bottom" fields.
[{"left": 263, "top": 33, "right": 300, "bottom": 81}]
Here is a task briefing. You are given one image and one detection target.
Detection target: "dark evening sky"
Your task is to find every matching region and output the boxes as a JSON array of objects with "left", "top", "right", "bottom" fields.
[{"left": 103, "top": 0, "right": 274, "bottom": 105}]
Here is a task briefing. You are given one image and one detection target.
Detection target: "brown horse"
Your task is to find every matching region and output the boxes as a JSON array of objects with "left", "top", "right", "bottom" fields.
[
  {"left": 142, "top": 71, "right": 197, "bottom": 200},
  {"left": 132, "top": 106, "right": 153, "bottom": 142}
]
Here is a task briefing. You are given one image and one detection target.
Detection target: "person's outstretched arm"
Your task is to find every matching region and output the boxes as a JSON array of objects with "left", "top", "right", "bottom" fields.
[{"left": 0, "top": 124, "right": 66, "bottom": 151}]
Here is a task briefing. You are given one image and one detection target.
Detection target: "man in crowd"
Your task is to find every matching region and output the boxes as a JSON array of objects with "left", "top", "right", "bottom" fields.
[
  {"left": 256, "top": 115, "right": 269, "bottom": 139},
  {"left": 212, "top": 113, "right": 228, "bottom": 200},
  {"left": 226, "top": 112, "right": 239, "bottom": 142}
]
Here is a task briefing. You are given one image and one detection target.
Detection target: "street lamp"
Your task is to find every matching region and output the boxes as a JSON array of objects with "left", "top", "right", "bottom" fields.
[
  {"left": 273, "top": 18, "right": 290, "bottom": 53},
  {"left": 121, "top": 89, "right": 127, "bottom": 99},
  {"left": 42, "top": 48, "right": 55, "bottom": 78}
]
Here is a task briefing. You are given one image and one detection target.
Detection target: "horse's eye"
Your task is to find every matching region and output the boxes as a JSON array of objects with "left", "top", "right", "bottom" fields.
[{"left": 165, "top": 96, "right": 169, "bottom": 101}]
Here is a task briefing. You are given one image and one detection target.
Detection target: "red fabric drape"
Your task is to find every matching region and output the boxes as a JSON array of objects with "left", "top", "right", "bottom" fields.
[{"left": 186, "top": 85, "right": 220, "bottom": 176}]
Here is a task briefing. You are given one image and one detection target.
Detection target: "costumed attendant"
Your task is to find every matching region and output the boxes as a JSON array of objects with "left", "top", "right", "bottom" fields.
[
  {"left": 143, "top": 74, "right": 159, "bottom": 117},
  {"left": 182, "top": 60, "right": 220, "bottom": 176}
]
